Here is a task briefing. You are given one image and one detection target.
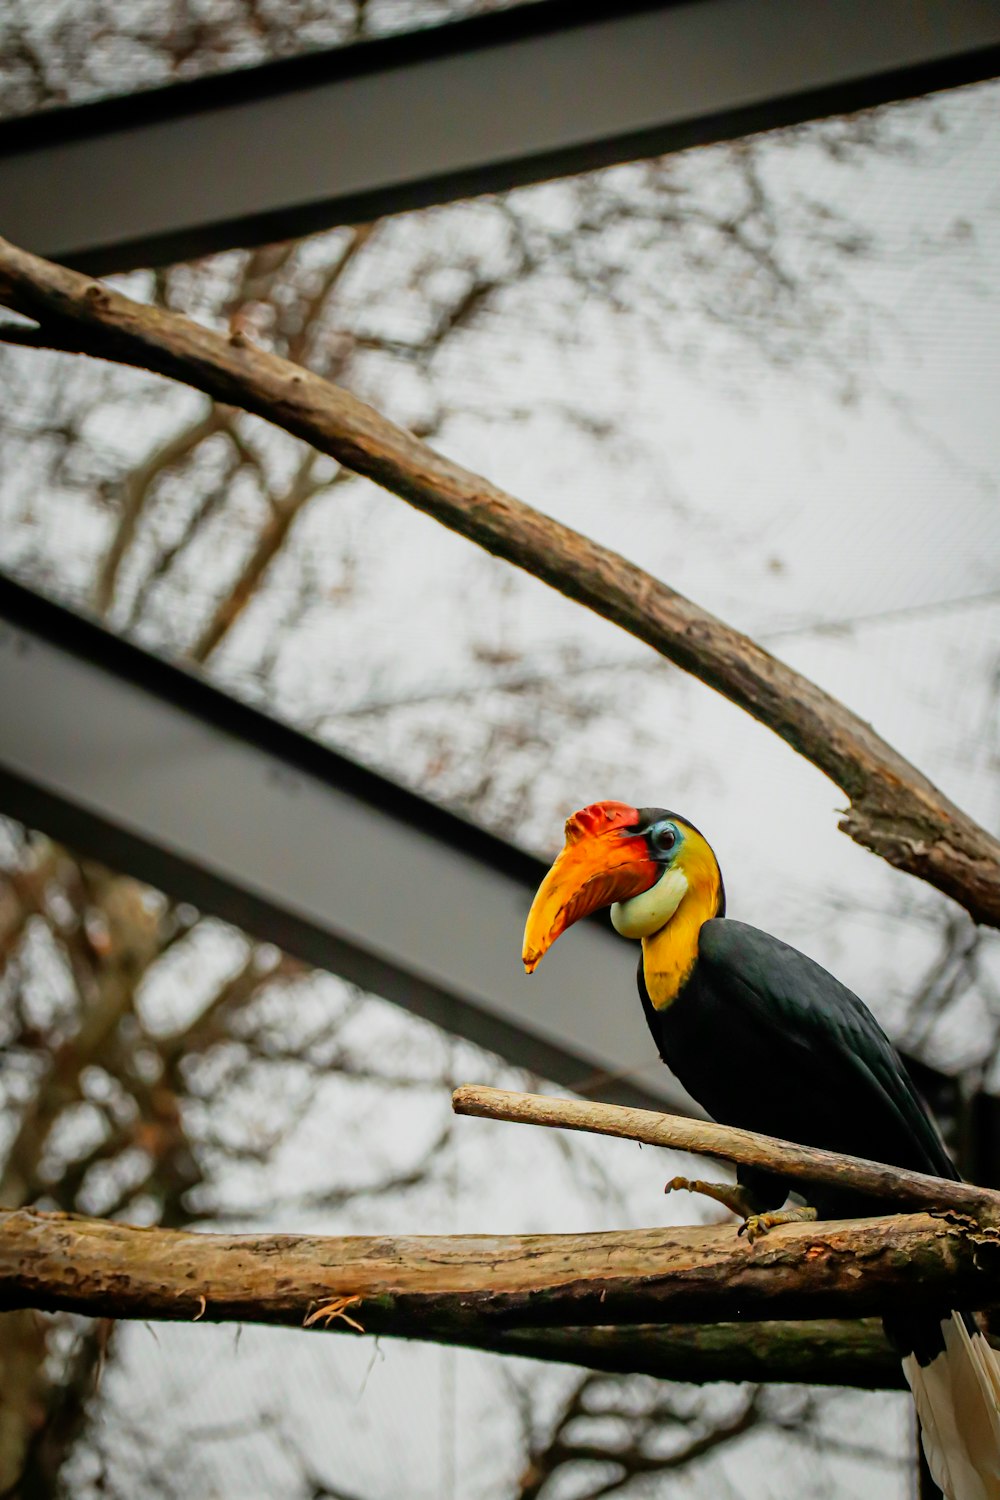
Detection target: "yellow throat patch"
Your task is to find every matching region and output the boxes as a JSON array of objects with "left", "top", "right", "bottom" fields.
[{"left": 641, "top": 831, "right": 722, "bottom": 1010}]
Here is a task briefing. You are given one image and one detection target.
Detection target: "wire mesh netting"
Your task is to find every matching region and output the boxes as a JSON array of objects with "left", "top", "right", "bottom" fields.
[{"left": 0, "top": 57, "right": 998, "bottom": 1500}]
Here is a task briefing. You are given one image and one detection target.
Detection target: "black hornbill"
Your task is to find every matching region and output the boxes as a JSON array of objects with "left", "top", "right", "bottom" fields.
[{"left": 522, "top": 801, "right": 1000, "bottom": 1500}]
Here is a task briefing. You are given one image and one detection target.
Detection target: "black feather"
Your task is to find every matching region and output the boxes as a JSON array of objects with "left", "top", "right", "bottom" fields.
[
  {"left": 641, "top": 917, "right": 956, "bottom": 1217},
  {"left": 639, "top": 916, "right": 966, "bottom": 1364}
]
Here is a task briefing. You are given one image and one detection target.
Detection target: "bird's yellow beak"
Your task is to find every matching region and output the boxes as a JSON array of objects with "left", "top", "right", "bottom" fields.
[{"left": 522, "top": 802, "right": 658, "bottom": 973}]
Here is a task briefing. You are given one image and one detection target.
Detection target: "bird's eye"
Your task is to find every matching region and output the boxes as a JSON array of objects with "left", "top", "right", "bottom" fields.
[{"left": 650, "top": 822, "right": 677, "bottom": 855}]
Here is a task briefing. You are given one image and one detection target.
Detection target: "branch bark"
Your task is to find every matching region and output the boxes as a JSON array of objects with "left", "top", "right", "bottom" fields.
[
  {"left": 1, "top": 239, "right": 998, "bottom": 924},
  {"left": 2, "top": 1207, "right": 999, "bottom": 1339},
  {"left": 451, "top": 1086, "right": 1000, "bottom": 1221}
]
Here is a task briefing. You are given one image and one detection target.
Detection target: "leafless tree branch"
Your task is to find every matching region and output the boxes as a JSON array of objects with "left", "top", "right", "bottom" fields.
[
  {"left": 1, "top": 1205, "right": 995, "bottom": 1334},
  {"left": 451, "top": 1084, "right": 1000, "bottom": 1220},
  {"left": 1, "top": 236, "right": 997, "bottom": 924}
]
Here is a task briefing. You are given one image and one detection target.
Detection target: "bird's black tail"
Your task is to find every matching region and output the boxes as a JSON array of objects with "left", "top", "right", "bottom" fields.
[{"left": 898, "top": 1312, "right": 1000, "bottom": 1500}]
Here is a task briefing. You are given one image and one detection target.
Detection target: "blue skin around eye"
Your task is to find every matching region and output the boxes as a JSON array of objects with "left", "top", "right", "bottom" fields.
[{"left": 649, "top": 821, "right": 681, "bottom": 860}]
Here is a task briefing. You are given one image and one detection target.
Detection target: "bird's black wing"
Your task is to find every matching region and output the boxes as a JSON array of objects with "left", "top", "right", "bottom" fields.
[{"left": 695, "top": 918, "right": 956, "bottom": 1182}]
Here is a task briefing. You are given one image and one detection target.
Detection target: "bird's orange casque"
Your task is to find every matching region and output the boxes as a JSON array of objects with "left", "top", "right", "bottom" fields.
[{"left": 521, "top": 801, "right": 657, "bottom": 973}]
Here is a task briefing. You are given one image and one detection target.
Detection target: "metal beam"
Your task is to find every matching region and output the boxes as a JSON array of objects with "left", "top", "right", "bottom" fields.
[
  {"left": 0, "top": 573, "right": 696, "bottom": 1112},
  {"left": 2, "top": 0, "right": 999, "bottom": 273}
]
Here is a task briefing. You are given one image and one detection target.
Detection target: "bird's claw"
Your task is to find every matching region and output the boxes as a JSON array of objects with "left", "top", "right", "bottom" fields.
[
  {"left": 738, "top": 1213, "right": 774, "bottom": 1244},
  {"left": 739, "top": 1205, "right": 818, "bottom": 1245}
]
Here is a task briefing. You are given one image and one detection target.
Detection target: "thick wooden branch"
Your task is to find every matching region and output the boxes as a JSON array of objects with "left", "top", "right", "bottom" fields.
[
  {"left": 452, "top": 1086, "right": 1000, "bottom": 1221},
  {"left": 1, "top": 238, "right": 998, "bottom": 924},
  {"left": 2, "top": 1208, "right": 999, "bottom": 1342},
  {"left": 0, "top": 1201, "right": 902, "bottom": 1387}
]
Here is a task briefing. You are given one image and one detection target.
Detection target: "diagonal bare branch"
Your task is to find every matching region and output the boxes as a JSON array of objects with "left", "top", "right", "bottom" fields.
[
  {"left": 451, "top": 1085, "right": 1000, "bottom": 1221},
  {"left": 0, "top": 236, "right": 998, "bottom": 922}
]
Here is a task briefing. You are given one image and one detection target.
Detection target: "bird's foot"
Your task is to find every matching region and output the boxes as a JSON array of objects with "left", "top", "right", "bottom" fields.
[
  {"left": 739, "top": 1204, "right": 818, "bottom": 1245},
  {"left": 664, "top": 1176, "right": 756, "bottom": 1218}
]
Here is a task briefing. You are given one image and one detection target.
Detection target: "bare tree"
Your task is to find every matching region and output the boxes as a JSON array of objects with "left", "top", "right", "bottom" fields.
[{"left": 0, "top": 824, "right": 460, "bottom": 1493}]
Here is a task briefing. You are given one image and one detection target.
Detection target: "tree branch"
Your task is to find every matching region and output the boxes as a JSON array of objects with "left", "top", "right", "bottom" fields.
[
  {"left": 518, "top": 1385, "right": 763, "bottom": 1500},
  {"left": 0, "top": 238, "right": 998, "bottom": 924},
  {"left": 485, "top": 1318, "right": 903, "bottom": 1389},
  {"left": 188, "top": 449, "right": 334, "bottom": 663},
  {"left": 1, "top": 1207, "right": 998, "bottom": 1339},
  {"left": 94, "top": 404, "right": 229, "bottom": 616},
  {"left": 451, "top": 1086, "right": 1000, "bottom": 1221}
]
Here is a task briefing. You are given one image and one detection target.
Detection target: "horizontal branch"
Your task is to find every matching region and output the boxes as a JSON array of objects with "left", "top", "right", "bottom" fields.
[
  {"left": 1, "top": 238, "right": 999, "bottom": 923},
  {"left": 482, "top": 1318, "right": 903, "bottom": 1389},
  {"left": 452, "top": 1086, "right": 1000, "bottom": 1221},
  {"left": 2, "top": 1207, "right": 1000, "bottom": 1344},
  {"left": 0, "top": 1200, "right": 901, "bottom": 1386}
]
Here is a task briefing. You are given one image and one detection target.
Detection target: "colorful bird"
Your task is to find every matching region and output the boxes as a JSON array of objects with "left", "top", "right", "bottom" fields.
[{"left": 523, "top": 801, "right": 1000, "bottom": 1500}]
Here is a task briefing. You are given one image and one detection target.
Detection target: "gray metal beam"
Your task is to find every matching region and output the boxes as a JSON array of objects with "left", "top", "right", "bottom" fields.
[
  {"left": 2, "top": 0, "right": 999, "bottom": 273},
  {"left": 0, "top": 575, "right": 697, "bottom": 1112}
]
